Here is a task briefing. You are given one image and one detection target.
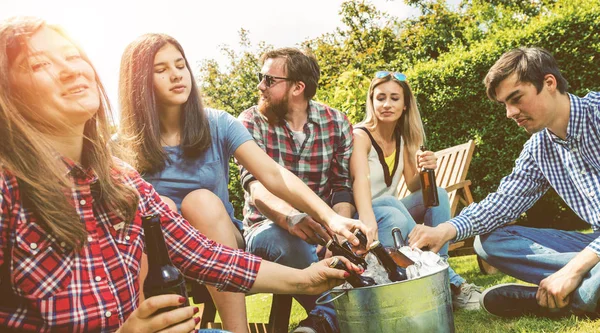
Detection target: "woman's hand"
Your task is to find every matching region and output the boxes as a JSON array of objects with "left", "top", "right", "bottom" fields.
[
  {"left": 353, "top": 215, "right": 378, "bottom": 255},
  {"left": 118, "top": 295, "right": 199, "bottom": 333},
  {"left": 416, "top": 149, "right": 438, "bottom": 170},
  {"left": 327, "top": 214, "right": 368, "bottom": 247},
  {"left": 299, "top": 256, "right": 363, "bottom": 295}
]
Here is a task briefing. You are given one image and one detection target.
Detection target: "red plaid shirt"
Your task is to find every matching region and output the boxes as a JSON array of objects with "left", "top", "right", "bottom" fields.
[
  {"left": 0, "top": 157, "right": 261, "bottom": 332},
  {"left": 238, "top": 101, "right": 354, "bottom": 226}
]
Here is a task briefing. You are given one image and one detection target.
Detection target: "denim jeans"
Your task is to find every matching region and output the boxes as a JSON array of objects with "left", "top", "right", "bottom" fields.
[
  {"left": 475, "top": 225, "right": 600, "bottom": 313},
  {"left": 244, "top": 222, "right": 339, "bottom": 332},
  {"left": 368, "top": 188, "right": 466, "bottom": 288}
]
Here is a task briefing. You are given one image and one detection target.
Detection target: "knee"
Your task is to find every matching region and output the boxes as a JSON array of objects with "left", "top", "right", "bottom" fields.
[
  {"left": 474, "top": 230, "right": 504, "bottom": 261},
  {"left": 159, "top": 195, "right": 178, "bottom": 212},
  {"left": 181, "top": 189, "right": 227, "bottom": 222}
]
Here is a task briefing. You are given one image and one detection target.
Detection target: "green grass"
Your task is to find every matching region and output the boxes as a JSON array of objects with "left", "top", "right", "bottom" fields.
[{"left": 197, "top": 255, "right": 600, "bottom": 332}]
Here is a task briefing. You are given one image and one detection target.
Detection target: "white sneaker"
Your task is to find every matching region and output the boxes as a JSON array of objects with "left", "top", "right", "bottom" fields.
[{"left": 452, "top": 282, "right": 483, "bottom": 311}]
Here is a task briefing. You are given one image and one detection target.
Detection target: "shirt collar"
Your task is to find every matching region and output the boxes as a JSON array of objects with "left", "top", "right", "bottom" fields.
[{"left": 60, "top": 156, "right": 98, "bottom": 184}]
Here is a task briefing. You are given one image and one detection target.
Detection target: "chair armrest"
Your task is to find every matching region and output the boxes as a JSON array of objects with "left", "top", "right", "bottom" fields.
[{"left": 444, "top": 180, "right": 471, "bottom": 193}]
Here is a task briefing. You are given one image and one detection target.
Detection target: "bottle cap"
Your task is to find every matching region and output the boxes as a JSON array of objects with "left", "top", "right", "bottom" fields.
[{"left": 368, "top": 240, "right": 381, "bottom": 250}]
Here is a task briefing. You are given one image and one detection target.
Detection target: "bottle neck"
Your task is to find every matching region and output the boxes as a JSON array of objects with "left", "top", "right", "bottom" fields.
[{"left": 143, "top": 221, "right": 174, "bottom": 268}]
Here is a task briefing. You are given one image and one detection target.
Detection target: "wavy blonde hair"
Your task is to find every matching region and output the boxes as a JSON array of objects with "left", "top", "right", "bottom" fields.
[
  {"left": 0, "top": 17, "right": 138, "bottom": 250},
  {"left": 359, "top": 74, "right": 425, "bottom": 158}
]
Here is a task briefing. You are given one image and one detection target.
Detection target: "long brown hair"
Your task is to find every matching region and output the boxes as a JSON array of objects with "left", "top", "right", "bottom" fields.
[
  {"left": 359, "top": 74, "right": 425, "bottom": 158},
  {"left": 0, "top": 17, "right": 138, "bottom": 250},
  {"left": 118, "top": 34, "right": 211, "bottom": 174}
]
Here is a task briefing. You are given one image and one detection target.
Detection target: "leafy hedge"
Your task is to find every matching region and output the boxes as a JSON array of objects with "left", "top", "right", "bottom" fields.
[{"left": 401, "top": 0, "right": 600, "bottom": 229}]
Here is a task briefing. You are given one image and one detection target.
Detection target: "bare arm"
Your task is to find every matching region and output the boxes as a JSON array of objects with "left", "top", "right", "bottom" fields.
[
  {"left": 235, "top": 140, "right": 366, "bottom": 244},
  {"left": 250, "top": 256, "right": 360, "bottom": 295},
  {"left": 350, "top": 130, "right": 378, "bottom": 246}
]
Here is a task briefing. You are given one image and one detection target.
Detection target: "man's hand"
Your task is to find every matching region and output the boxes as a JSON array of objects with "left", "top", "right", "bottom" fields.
[
  {"left": 536, "top": 268, "right": 581, "bottom": 309},
  {"left": 118, "top": 294, "right": 198, "bottom": 333},
  {"left": 288, "top": 215, "right": 332, "bottom": 245},
  {"left": 408, "top": 222, "right": 457, "bottom": 253}
]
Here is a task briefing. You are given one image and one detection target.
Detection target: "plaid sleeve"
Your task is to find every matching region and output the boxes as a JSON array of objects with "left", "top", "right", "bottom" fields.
[
  {"left": 449, "top": 141, "right": 550, "bottom": 241},
  {"left": 0, "top": 173, "right": 9, "bottom": 268},
  {"left": 131, "top": 166, "right": 262, "bottom": 293},
  {"left": 329, "top": 112, "right": 354, "bottom": 198},
  {"left": 237, "top": 109, "right": 264, "bottom": 192}
]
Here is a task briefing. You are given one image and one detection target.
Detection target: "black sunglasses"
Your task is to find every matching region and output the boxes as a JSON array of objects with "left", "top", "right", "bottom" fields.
[{"left": 257, "top": 72, "right": 292, "bottom": 88}]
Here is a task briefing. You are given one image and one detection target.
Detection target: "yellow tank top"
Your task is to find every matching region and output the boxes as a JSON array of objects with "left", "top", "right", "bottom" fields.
[{"left": 385, "top": 150, "right": 396, "bottom": 172}]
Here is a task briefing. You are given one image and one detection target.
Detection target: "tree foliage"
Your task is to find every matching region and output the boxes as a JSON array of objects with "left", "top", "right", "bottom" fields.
[{"left": 197, "top": 0, "right": 600, "bottom": 229}]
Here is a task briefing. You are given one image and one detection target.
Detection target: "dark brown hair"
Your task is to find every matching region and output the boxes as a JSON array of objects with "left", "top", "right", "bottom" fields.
[
  {"left": 484, "top": 47, "right": 569, "bottom": 101},
  {"left": 260, "top": 47, "right": 320, "bottom": 100},
  {"left": 118, "top": 33, "right": 211, "bottom": 174}
]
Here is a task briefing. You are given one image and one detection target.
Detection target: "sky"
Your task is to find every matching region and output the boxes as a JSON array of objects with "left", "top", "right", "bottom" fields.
[{"left": 2, "top": 0, "right": 423, "bottom": 111}]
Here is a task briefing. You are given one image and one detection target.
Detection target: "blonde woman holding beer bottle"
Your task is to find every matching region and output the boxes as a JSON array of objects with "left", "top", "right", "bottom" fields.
[
  {"left": 0, "top": 16, "right": 362, "bottom": 333},
  {"left": 350, "top": 71, "right": 482, "bottom": 310}
]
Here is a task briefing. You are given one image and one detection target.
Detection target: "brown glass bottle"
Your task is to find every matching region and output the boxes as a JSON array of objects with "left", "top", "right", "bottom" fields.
[
  {"left": 419, "top": 145, "right": 439, "bottom": 207},
  {"left": 369, "top": 240, "right": 408, "bottom": 282},
  {"left": 326, "top": 239, "right": 367, "bottom": 269},
  {"left": 142, "top": 214, "right": 189, "bottom": 313},
  {"left": 387, "top": 228, "right": 414, "bottom": 268},
  {"left": 329, "top": 257, "right": 376, "bottom": 288}
]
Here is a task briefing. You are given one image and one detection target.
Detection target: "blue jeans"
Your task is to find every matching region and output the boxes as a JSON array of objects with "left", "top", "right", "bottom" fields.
[
  {"left": 244, "top": 221, "right": 339, "bottom": 332},
  {"left": 475, "top": 225, "right": 600, "bottom": 314},
  {"left": 369, "top": 189, "right": 466, "bottom": 288}
]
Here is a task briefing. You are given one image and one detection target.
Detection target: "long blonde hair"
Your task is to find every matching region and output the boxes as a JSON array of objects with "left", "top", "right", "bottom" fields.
[
  {"left": 0, "top": 17, "right": 138, "bottom": 250},
  {"left": 359, "top": 74, "right": 425, "bottom": 158}
]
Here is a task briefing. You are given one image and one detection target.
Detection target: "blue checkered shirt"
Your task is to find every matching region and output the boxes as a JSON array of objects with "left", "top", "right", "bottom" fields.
[{"left": 450, "top": 92, "right": 600, "bottom": 254}]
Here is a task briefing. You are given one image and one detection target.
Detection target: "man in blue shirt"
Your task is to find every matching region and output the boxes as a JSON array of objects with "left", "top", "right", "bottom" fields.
[{"left": 408, "top": 47, "right": 600, "bottom": 318}]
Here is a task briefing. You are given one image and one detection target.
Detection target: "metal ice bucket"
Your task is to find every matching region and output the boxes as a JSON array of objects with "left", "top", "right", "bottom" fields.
[{"left": 316, "top": 266, "right": 454, "bottom": 333}]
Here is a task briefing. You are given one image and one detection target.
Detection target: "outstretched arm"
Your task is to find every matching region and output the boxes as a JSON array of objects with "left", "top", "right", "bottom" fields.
[{"left": 235, "top": 140, "right": 366, "bottom": 245}]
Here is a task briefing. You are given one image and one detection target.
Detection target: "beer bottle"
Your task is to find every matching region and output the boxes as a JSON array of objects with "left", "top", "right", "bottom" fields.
[
  {"left": 142, "top": 214, "right": 189, "bottom": 313},
  {"left": 369, "top": 240, "right": 408, "bottom": 282},
  {"left": 354, "top": 229, "right": 368, "bottom": 248},
  {"left": 419, "top": 145, "right": 439, "bottom": 207},
  {"left": 388, "top": 228, "right": 414, "bottom": 268},
  {"left": 341, "top": 239, "right": 354, "bottom": 254},
  {"left": 391, "top": 227, "right": 406, "bottom": 249},
  {"left": 329, "top": 257, "right": 376, "bottom": 288},
  {"left": 326, "top": 239, "right": 367, "bottom": 269}
]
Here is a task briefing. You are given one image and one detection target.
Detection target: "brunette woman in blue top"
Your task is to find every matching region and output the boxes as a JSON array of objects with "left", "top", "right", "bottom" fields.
[{"left": 117, "top": 34, "right": 366, "bottom": 333}]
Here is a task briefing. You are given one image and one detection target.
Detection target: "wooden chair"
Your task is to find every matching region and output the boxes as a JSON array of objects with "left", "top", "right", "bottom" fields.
[
  {"left": 396, "top": 140, "right": 476, "bottom": 252},
  {"left": 190, "top": 283, "right": 293, "bottom": 333}
]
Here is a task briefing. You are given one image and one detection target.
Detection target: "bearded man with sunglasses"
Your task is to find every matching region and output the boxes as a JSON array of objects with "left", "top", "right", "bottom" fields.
[
  {"left": 237, "top": 48, "right": 355, "bottom": 333},
  {"left": 409, "top": 47, "right": 600, "bottom": 320}
]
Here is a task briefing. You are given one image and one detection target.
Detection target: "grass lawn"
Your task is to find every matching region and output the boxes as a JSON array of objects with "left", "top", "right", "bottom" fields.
[{"left": 195, "top": 254, "right": 600, "bottom": 332}]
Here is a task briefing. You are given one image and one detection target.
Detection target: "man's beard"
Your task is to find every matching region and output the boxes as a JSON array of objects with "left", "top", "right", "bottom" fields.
[{"left": 258, "top": 93, "right": 289, "bottom": 124}]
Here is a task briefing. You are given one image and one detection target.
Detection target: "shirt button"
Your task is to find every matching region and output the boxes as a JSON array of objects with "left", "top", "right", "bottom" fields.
[
  {"left": 589, "top": 192, "right": 596, "bottom": 198},
  {"left": 105, "top": 311, "right": 112, "bottom": 318},
  {"left": 80, "top": 199, "right": 86, "bottom": 205},
  {"left": 60, "top": 242, "right": 66, "bottom": 247},
  {"left": 95, "top": 276, "right": 102, "bottom": 282},
  {"left": 30, "top": 243, "right": 38, "bottom": 250},
  {"left": 87, "top": 236, "right": 93, "bottom": 242},
  {"left": 125, "top": 235, "right": 131, "bottom": 241},
  {"left": 581, "top": 170, "right": 587, "bottom": 175}
]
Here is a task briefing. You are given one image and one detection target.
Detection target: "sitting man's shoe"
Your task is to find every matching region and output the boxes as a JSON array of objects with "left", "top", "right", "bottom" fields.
[
  {"left": 452, "top": 282, "right": 483, "bottom": 311},
  {"left": 292, "top": 313, "right": 334, "bottom": 333},
  {"left": 481, "top": 283, "right": 568, "bottom": 318}
]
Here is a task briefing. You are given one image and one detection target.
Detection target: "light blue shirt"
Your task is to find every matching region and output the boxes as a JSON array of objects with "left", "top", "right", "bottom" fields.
[
  {"left": 451, "top": 92, "right": 600, "bottom": 254},
  {"left": 143, "top": 108, "right": 253, "bottom": 230}
]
